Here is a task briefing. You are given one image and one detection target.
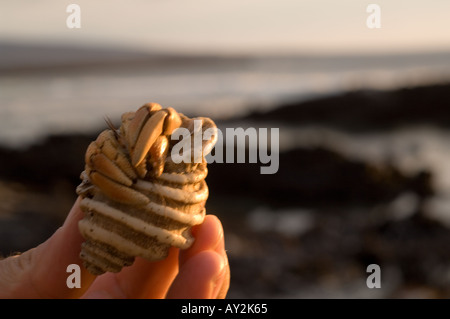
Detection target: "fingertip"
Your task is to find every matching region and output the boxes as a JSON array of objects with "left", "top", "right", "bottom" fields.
[
  {"left": 191, "top": 214, "right": 222, "bottom": 236},
  {"left": 62, "top": 196, "right": 85, "bottom": 228},
  {"left": 166, "top": 250, "right": 225, "bottom": 299},
  {"left": 32, "top": 197, "right": 96, "bottom": 297},
  {"left": 181, "top": 215, "right": 225, "bottom": 265}
]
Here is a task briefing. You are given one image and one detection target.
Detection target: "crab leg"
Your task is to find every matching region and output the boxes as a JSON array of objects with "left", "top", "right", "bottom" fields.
[{"left": 90, "top": 171, "right": 149, "bottom": 206}]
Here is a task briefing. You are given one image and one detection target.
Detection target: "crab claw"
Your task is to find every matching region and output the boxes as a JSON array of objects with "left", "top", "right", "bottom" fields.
[
  {"left": 163, "top": 107, "right": 182, "bottom": 135},
  {"left": 148, "top": 135, "right": 169, "bottom": 177},
  {"left": 131, "top": 110, "right": 167, "bottom": 168},
  {"left": 124, "top": 103, "right": 162, "bottom": 149},
  {"left": 127, "top": 104, "right": 182, "bottom": 170}
]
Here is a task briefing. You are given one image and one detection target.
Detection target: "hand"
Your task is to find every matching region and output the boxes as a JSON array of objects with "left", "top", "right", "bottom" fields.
[{"left": 0, "top": 197, "right": 230, "bottom": 299}]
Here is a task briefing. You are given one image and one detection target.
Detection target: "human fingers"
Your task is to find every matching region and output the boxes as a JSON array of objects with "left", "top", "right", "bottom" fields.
[
  {"left": 166, "top": 215, "right": 230, "bottom": 299},
  {"left": 82, "top": 214, "right": 230, "bottom": 299},
  {"left": 179, "top": 215, "right": 225, "bottom": 265},
  {"left": 0, "top": 197, "right": 96, "bottom": 298},
  {"left": 181, "top": 215, "right": 230, "bottom": 298},
  {"left": 166, "top": 250, "right": 226, "bottom": 299},
  {"left": 82, "top": 247, "right": 179, "bottom": 299}
]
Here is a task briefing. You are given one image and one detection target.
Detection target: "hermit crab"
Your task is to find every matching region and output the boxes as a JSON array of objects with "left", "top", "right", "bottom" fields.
[{"left": 76, "top": 103, "right": 217, "bottom": 275}]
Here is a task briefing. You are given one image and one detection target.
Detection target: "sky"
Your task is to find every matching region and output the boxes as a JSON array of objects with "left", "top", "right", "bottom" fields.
[{"left": 1, "top": 0, "right": 450, "bottom": 55}]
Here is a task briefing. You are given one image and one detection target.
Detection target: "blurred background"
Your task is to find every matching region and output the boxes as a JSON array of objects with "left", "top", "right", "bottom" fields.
[{"left": 1, "top": 0, "right": 450, "bottom": 298}]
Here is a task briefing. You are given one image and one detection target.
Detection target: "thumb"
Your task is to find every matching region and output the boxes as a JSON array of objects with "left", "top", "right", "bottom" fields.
[{"left": 0, "top": 197, "right": 96, "bottom": 298}]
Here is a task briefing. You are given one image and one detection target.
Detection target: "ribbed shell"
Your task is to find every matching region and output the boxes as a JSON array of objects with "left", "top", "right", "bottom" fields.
[{"left": 76, "top": 110, "right": 215, "bottom": 275}]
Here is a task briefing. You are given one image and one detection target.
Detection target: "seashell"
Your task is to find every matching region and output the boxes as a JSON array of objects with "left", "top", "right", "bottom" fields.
[{"left": 76, "top": 103, "right": 217, "bottom": 275}]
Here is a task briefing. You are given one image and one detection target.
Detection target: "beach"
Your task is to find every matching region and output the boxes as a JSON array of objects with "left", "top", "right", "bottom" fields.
[{"left": 1, "top": 67, "right": 450, "bottom": 296}]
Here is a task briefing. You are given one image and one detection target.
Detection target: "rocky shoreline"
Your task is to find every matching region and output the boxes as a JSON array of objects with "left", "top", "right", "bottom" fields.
[
  {"left": 1, "top": 82, "right": 450, "bottom": 298},
  {"left": 241, "top": 82, "right": 450, "bottom": 131}
]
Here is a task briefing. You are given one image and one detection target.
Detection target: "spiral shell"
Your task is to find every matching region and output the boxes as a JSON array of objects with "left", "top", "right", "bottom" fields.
[{"left": 76, "top": 103, "right": 217, "bottom": 275}]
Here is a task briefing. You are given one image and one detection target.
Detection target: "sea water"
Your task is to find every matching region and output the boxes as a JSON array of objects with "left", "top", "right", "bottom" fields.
[{"left": 1, "top": 51, "right": 450, "bottom": 148}]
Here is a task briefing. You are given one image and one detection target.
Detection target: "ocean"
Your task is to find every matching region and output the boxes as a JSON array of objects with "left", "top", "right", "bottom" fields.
[{"left": 1, "top": 44, "right": 450, "bottom": 148}]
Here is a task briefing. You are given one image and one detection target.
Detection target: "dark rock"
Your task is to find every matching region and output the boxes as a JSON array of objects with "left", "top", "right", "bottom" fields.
[
  {"left": 0, "top": 133, "right": 97, "bottom": 189},
  {"left": 0, "top": 210, "right": 61, "bottom": 256},
  {"left": 241, "top": 83, "right": 450, "bottom": 131},
  {"left": 207, "top": 146, "right": 434, "bottom": 208}
]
